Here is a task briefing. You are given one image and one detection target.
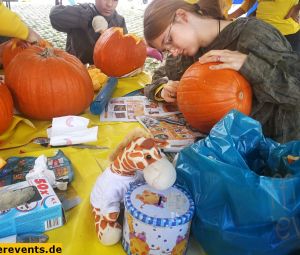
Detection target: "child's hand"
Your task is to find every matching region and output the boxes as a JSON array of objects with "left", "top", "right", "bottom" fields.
[
  {"left": 161, "top": 81, "right": 179, "bottom": 103},
  {"left": 92, "top": 16, "right": 108, "bottom": 33},
  {"left": 285, "top": 4, "right": 300, "bottom": 23},
  {"left": 26, "top": 28, "right": 42, "bottom": 43},
  {"left": 198, "top": 49, "right": 247, "bottom": 71}
]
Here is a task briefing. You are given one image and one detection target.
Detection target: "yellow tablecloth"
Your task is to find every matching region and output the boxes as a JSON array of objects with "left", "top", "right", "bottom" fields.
[{"left": 0, "top": 72, "right": 204, "bottom": 255}]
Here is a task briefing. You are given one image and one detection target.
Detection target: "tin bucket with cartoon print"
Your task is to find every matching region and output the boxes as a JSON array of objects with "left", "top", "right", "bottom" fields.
[{"left": 122, "top": 183, "right": 195, "bottom": 255}]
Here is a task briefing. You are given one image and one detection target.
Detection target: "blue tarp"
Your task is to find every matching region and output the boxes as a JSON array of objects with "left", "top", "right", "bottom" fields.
[{"left": 176, "top": 110, "right": 300, "bottom": 255}]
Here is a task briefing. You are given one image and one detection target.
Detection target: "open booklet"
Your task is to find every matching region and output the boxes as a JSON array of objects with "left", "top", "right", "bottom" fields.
[
  {"left": 100, "top": 96, "right": 180, "bottom": 122},
  {"left": 137, "top": 113, "right": 206, "bottom": 152}
]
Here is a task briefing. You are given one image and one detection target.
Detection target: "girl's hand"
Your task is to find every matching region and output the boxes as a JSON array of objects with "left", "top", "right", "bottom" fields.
[
  {"left": 161, "top": 81, "right": 179, "bottom": 103},
  {"left": 198, "top": 49, "right": 247, "bottom": 71}
]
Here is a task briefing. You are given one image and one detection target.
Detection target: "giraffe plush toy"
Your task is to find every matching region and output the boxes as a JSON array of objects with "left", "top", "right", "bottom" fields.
[{"left": 90, "top": 129, "right": 176, "bottom": 246}]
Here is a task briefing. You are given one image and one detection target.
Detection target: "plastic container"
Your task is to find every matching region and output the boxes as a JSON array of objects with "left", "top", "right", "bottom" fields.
[{"left": 122, "top": 183, "right": 194, "bottom": 255}]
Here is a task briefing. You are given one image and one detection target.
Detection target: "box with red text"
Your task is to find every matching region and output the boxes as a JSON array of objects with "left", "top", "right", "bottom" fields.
[{"left": 0, "top": 178, "right": 63, "bottom": 238}]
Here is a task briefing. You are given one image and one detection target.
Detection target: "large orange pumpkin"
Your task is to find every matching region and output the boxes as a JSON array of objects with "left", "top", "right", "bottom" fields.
[
  {"left": 2, "top": 38, "right": 52, "bottom": 69},
  {"left": 5, "top": 47, "right": 94, "bottom": 120},
  {"left": 93, "top": 27, "right": 147, "bottom": 77},
  {"left": 0, "top": 83, "right": 14, "bottom": 134},
  {"left": 177, "top": 62, "right": 252, "bottom": 133}
]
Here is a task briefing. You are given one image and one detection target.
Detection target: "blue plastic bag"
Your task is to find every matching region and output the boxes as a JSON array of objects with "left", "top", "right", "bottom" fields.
[{"left": 176, "top": 110, "right": 300, "bottom": 255}]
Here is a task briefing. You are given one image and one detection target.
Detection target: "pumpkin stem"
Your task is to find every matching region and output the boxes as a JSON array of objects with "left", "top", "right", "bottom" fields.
[{"left": 40, "top": 47, "right": 55, "bottom": 58}]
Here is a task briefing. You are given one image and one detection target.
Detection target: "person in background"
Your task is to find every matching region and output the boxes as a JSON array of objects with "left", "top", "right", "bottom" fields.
[
  {"left": 0, "top": 3, "right": 41, "bottom": 65},
  {"left": 228, "top": 0, "right": 300, "bottom": 53},
  {"left": 143, "top": 0, "right": 300, "bottom": 143},
  {"left": 219, "top": 0, "right": 256, "bottom": 19},
  {"left": 49, "top": 0, "right": 127, "bottom": 64},
  {"left": 226, "top": 0, "right": 256, "bottom": 19},
  {"left": 185, "top": 0, "right": 256, "bottom": 19}
]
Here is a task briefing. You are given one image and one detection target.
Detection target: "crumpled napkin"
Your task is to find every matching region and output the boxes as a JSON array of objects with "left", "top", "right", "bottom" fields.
[
  {"left": 47, "top": 116, "right": 98, "bottom": 146},
  {"left": 26, "top": 155, "right": 67, "bottom": 190}
]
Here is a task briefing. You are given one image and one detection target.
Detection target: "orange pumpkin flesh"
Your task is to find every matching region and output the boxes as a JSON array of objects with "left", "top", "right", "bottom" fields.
[
  {"left": 177, "top": 62, "right": 252, "bottom": 133},
  {"left": 93, "top": 27, "right": 147, "bottom": 77},
  {"left": 5, "top": 47, "right": 94, "bottom": 121},
  {"left": 0, "top": 83, "right": 14, "bottom": 134},
  {"left": 2, "top": 38, "right": 53, "bottom": 69}
]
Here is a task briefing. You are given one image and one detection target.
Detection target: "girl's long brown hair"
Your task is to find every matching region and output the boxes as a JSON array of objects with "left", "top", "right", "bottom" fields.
[{"left": 143, "top": 0, "right": 225, "bottom": 44}]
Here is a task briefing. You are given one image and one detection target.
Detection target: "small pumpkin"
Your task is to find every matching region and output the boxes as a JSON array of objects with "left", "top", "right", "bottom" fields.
[
  {"left": 5, "top": 47, "right": 94, "bottom": 120},
  {"left": 177, "top": 62, "right": 252, "bottom": 133},
  {"left": 93, "top": 27, "right": 147, "bottom": 77},
  {"left": 87, "top": 65, "right": 108, "bottom": 91},
  {"left": 0, "top": 83, "right": 14, "bottom": 134},
  {"left": 2, "top": 38, "right": 52, "bottom": 69}
]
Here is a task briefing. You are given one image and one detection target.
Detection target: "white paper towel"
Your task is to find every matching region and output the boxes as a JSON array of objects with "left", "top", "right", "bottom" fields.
[{"left": 47, "top": 116, "right": 98, "bottom": 146}]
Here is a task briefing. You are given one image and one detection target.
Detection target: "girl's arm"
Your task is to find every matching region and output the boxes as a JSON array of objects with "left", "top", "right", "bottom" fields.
[
  {"left": 238, "top": 21, "right": 300, "bottom": 108},
  {"left": 144, "top": 55, "right": 194, "bottom": 101}
]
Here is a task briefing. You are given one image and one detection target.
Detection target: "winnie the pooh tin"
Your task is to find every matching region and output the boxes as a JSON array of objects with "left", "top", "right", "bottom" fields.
[{"left": 122, "top": 183, "right": 194, "bottom": 255}]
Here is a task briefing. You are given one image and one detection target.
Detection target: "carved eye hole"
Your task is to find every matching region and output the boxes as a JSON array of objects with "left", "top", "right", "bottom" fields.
[{"left": 146, "top": 154, "right": 152, "bottom": 160}]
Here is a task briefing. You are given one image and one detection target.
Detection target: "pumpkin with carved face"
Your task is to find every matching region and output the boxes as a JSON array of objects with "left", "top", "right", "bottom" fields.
[{"left": 93, "top": 27, "right": 147, "bottom": 77}]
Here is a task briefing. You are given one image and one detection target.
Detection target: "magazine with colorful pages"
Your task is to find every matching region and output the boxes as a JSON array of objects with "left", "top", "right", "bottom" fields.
[
  {"left": 136, "top": 113, "right": 205, "bottom": 152},
  {"left": 100, "top": 96, "right": 180, "bottom": 122}
]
